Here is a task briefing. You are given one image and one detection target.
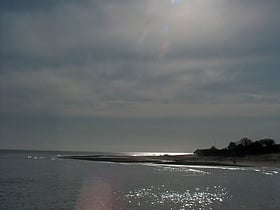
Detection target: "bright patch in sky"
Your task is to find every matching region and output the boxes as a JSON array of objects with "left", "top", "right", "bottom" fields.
[{"left": 0, "top": 0, "right": 280, "bottom": 151}]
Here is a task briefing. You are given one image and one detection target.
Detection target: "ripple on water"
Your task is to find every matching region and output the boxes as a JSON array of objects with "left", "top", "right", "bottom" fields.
[
  {"left": 154, "top": 165, "right": 210, "bottom": 176},
  {"left": 122, "top": 185, "right": 230, "bottom": 209}
]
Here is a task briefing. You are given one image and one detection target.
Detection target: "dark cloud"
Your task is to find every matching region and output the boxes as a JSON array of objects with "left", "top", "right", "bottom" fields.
[{"left": 0, "top": 0, "right": 280, "bottom": 150}]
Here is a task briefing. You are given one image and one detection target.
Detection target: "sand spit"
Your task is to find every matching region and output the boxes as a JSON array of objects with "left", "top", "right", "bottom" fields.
[{"left": 61, "top": 153, "right": 280, "bottom": 168}]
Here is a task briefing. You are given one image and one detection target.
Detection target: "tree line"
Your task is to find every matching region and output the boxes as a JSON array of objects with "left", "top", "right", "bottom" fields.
[{"left": 194, "top": 137, "right": 280, "bottom": 156}]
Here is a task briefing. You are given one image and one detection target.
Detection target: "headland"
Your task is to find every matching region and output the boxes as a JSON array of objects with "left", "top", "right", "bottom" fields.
[{"left": 61, "top": 138, "right": 280, "bottom": 167}]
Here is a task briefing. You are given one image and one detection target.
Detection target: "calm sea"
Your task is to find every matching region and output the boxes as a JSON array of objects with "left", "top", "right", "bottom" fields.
[{"left": 0, "top": 150, "right": 279, "bottom": 210}]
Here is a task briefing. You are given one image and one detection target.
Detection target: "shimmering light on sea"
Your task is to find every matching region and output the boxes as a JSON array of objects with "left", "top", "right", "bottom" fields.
[
  {"left": 154, "top": 165, "right": 210, "bottom": 176},
  {"left": 125, "top": 152, "right": 193, "bottom": 156},
  {"left": 122, "top": 185, "right": 230, "bottom": 209}
]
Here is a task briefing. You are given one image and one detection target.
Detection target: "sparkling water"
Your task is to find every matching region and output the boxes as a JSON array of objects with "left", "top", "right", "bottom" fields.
[{"left": 0, "top": 150, "right": 279, "bottom": 210}]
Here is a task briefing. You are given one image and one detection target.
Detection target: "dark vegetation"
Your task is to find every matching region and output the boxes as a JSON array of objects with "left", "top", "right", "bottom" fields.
[{"left": 194, "top": 138, "right": 280, "bottom": 157}]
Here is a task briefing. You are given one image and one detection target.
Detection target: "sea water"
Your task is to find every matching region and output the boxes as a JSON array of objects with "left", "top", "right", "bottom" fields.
[{"left": 0, "top": 150, "right": 280, "bottom": 210}]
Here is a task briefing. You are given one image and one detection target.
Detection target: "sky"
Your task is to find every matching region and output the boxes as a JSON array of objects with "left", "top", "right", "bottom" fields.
[{"left": 0, "top": 0, "right": 280, "bottom": 152}]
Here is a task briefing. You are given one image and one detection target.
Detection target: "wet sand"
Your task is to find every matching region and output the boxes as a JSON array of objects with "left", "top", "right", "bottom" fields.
[{"left": 61, "top": 153, "right": 280, "bottom": 168}]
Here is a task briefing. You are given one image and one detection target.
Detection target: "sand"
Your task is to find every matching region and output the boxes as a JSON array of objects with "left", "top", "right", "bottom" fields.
[{"left": 61, "top": 153, "right": 280, "bottom": 168}]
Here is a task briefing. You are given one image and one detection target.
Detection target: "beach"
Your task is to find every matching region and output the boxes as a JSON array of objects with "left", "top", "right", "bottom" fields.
[{"left": 62, "top": 153, "right": 280, "bottom": 168}]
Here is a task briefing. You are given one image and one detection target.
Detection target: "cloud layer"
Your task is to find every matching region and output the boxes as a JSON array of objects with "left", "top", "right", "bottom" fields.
[{"left": 1, "top": 0, "right": 280, "bottom": 117}]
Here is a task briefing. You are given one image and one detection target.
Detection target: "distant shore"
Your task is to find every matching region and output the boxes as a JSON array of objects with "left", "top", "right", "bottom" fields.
[{"left": 61, "top": 153, "right": 280, "bottom": 168}]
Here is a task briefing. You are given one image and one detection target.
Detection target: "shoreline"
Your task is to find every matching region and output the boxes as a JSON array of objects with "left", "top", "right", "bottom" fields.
[{"left": 61, "top": 153, "right": 280, "bottom": 168}]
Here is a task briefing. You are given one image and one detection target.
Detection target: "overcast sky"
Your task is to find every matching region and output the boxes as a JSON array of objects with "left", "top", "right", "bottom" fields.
[{"left": 1, "top": 0, "right": 280, "bottom": 152}]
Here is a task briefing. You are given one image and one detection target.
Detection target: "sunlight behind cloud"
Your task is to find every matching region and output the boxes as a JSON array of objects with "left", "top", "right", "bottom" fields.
[{"left": 1, "top": 0, "right": 280, "bottom": 118}]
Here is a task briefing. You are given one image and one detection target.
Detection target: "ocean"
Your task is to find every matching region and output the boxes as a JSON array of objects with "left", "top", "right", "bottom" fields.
[{"left": 0, "top": 150, "right": 279, "bottom": 210}]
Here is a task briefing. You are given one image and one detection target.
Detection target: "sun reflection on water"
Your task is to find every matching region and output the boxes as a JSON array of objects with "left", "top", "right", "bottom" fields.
[
  {"left": 154, "top": 165, "right": 210, "bottom": 176},
  {"left": 123, "top": 185, "right": 230, "bottom": 209}
]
